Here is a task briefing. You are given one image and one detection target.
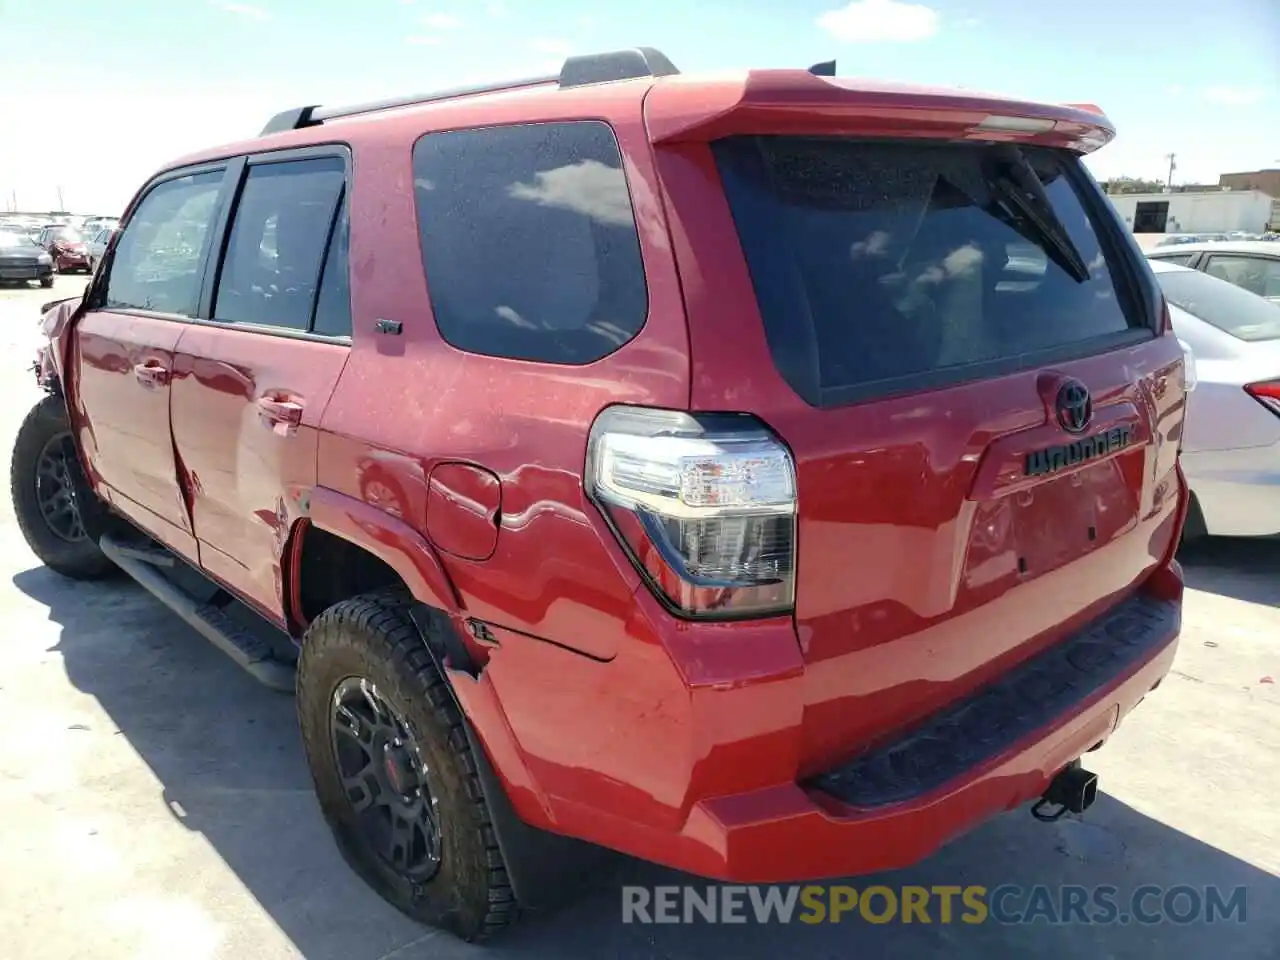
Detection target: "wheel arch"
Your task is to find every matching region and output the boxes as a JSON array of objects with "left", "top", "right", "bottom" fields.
[{"left": 286, "top": 498, "right": 603, "bottom": 909}]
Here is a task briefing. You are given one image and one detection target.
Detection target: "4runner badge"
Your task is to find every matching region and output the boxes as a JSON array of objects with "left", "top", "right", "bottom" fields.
[{"left": 1024, "top": 425, "right": 1134, "bottom": 477}]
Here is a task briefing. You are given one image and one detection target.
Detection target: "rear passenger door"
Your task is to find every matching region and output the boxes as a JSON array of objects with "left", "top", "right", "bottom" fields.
[
  {"left": 72, "top": 166, "right": 228, "bottom": 560},
  {"left": 170, "top": 150, "right": 352, "bottom": 623}
]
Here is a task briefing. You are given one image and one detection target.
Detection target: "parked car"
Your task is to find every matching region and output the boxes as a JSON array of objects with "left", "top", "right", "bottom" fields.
[
  {"left": 35, "top": 225, "right": 92, "bottom": 273},
  {"left": 1147, "top": 259, "right": 1280, "bottom": 538},
  {"left": 0, "top": 230, "right": 54, "bottom": 287},
  {"left": 1147, "top": 239, "right": 1280, "bottom": 304},
  {"left": 85, "top": 227, "right": 115, "bottom": 272},
  {"left": 12, "top": 49, "right": 1190, "bottom": 941}
]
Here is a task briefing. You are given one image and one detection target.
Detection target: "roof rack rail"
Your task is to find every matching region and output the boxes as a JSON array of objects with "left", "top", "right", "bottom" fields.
[
  {"left": 258, "top": 46, "right": 680, "bottom": 135},
  {"left": 559, "top": 47, "right": 679, "bottom": 88}
]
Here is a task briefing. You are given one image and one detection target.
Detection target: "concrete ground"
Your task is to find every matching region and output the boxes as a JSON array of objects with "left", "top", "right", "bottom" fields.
[{"left": 0, "top": 277, "right": 1276, "bottom": 960}]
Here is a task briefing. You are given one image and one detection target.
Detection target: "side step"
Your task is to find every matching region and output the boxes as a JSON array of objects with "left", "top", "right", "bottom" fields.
[{"left": 100, "top": 534, "right": 296, "bottom": 693}]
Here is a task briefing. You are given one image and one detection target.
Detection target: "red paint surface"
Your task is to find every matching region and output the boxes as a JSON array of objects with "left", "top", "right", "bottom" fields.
[{"left": 56, "top": 68, "right": 1187, "bottom": 882}]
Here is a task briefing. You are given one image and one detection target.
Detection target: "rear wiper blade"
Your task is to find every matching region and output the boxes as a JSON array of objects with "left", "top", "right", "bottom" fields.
[{"left": 983, "top": 147, "right": 1091, "bottom": 284}]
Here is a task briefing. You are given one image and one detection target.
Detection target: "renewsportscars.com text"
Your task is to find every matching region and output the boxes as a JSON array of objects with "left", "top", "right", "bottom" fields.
[{"left": 622, "top": 884, "right": 1248, "bottom": 926}]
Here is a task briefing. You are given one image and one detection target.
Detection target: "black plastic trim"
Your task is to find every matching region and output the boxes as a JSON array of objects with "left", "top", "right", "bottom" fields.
[
  {"left": 260, "top": 105, "right": 320, "bottom": 135},
  {"left": 810, "top": 592, "right": 1179, "bottom": 808},
  {"left": 558, "top": 47, "right": 679, "bottom": 87},
  {"left": 405, "top": 603, "right": 611, "bottom": 911},
  {"left": 195, "top": 156, "right": 247, "bottom": 320}
]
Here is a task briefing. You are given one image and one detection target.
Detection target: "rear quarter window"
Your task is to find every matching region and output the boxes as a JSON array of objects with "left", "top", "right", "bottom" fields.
[
  {"left": 713, "top": 137, "right": 1149, "bottom": 406},
  {"left": 412, "top": 120, "right": 647, "bottom": 364}
]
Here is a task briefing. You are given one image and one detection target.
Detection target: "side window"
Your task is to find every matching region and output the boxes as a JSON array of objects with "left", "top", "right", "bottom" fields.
[
  {"left": 105, "top": 170, "right": 223, "bottom": 316},
  {"left": 213, "top": 156, "right": 345, "bottom": 330},
  {"left": 312, "top": 196, "right": 351, "bottom": 338},
  {"left": 412, "top": 120, "right": 647, "bottom": 364},
  {"left": 1203, "top": 254, "right": 1280, "bottom": 298},
  {"left": 1152, "top": 253, "right": 1195, "bottom": 266}
]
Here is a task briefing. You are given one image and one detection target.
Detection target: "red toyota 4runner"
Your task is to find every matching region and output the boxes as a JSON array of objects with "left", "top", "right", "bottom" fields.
[{"left": 13, "top": 49, "right": 1190, "bottom": 940}]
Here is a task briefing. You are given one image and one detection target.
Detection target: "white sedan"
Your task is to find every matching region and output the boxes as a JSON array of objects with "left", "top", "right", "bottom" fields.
[{"left": 1148, "top": 259, "right": 1280, "bottom": 539}]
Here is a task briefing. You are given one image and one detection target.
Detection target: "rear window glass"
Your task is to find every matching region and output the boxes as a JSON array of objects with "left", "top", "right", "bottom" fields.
[
  {"left": 412, "top": 121, "right": 647, "bottom": 364},
  {"left": 1156, "top": 268, "right": 1280, "bottom": 342},
  {"left": 713, "top": 138, "right": 1144, "bottom": 405}
]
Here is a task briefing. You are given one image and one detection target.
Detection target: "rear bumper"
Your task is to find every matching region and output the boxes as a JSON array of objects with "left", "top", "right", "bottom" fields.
[
  {"left": 1182, "top": 443, "right": 1280, "bottom": 537},
  {"left": 682, "top": 590, "right": 1179, "bottom": 881}
]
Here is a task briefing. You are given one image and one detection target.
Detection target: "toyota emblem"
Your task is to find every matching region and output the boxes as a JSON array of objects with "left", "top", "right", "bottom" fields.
[{"left": 1055, "top": 380, "right": 1092, "bottom": 434}]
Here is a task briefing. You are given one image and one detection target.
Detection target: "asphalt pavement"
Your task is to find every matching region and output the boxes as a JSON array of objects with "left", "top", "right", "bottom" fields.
[{"left": 0, "top": 276, "right": 1276, "bottom": 960}]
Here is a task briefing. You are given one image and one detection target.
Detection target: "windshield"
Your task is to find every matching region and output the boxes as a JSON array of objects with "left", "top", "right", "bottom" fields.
[
  {"left": 0, "top": 232, "right": 38, "bottom": 249},
  {"left": 713, "top": 137, "right": 1142, "bottom": 405},
  {"left": 1157, "top": 268, "right": 1280, "bottom": 342}
]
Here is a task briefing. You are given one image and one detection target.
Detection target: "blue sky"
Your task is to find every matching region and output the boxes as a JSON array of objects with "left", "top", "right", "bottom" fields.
[{"left": 0, "top": 0, "right": 1276, "bottom": 213}]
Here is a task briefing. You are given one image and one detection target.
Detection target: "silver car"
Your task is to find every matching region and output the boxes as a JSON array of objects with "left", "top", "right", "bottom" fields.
[{"left": 1148, "top": 259, "right": 1280, "bottom": 538}]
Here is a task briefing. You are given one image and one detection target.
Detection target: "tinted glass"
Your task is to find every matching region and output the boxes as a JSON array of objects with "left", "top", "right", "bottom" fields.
[
  {"left": 312, "top": 196, "right": 351, "bottom": 337},
  {"left": 412, "top": 121, "right": 647, "bottom": 364},
  {"left": 105, "top": 170, "right": 223, "bottom": 315},
  {"left": 713, "top": 138, "right": 1142, "bottom": 405},
  {"left": 1157, "top": 268, "right": 1280, "bottom": 341},
  {"left": 213, "top": 156, "right": 345, "bottom": 330},
  {"left": 1203, "top": 254, "right": 1280, "bottom": 299}
]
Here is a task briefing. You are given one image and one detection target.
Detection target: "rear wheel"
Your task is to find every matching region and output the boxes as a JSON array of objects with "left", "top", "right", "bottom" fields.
[
  {"left": 39, "top": 276, "right": 53, "bottom": 288},
  {"left": 296, "top": 592, "right": 517, "bottom": 941},
  {"left": 11, "top": 395, "right": 115, "bottom": 579}
]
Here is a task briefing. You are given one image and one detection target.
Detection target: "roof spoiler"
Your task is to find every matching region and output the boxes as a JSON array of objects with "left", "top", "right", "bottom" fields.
[{"left": 258, "top": 47, "right": 681, "bottom": 135}]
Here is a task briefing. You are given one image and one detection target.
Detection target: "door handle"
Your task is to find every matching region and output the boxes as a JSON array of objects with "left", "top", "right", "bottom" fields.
[
  {"left": 256, "top": 395, "right": 304, "bottom": 434},
  {"left": 133, "top": 361, "right": 169, "bottom": 387}
]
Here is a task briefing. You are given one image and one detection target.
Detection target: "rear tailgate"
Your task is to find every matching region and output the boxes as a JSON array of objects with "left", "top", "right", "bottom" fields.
[{"left": 647, "top": 79, "right": 1188, "bottom": 776}]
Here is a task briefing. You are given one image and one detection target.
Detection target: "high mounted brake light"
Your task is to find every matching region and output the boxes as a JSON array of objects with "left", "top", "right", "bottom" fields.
[{"left": 586, "top": 406, "right": 797, "bottom": 619}]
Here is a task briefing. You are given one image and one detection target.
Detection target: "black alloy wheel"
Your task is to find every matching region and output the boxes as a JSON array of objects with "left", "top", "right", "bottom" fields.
[
  {"left": 329, "top": 676, "right": 443, "bottom": 881},
  {"left": 35, "top": 431, "right": 87, "bottom": 543}
]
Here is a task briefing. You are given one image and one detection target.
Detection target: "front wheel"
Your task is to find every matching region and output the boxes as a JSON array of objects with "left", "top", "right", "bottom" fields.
[
  {"left": 296, "top": 592, "right": 518, "bottom": 941},
  {"left": 11, "top": 395, "right": 116, "bottom": 579},
  {"left": 39, "top": 276, "right": 54, "bottom": 288}
]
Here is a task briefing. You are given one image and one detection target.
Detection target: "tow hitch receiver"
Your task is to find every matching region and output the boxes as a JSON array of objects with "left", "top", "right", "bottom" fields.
[{"left": 1031, "top": 760, "right": 1098, "bottom": 822}]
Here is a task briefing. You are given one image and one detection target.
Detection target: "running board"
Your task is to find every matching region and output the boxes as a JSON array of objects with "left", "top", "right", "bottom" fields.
[{"left": 99, "top": 534, "right": 296, "bottom": 693}]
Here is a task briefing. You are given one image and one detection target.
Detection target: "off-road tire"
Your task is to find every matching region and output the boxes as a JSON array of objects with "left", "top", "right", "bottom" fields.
[
  {"left": 11, "top": 395, "right": 116, "bottom": 580},
  {"left": 296, "top": 592, "right": 518, "bottom": 940}
]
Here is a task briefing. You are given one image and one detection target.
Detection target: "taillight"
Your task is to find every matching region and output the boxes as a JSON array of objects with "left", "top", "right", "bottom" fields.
[
  {"left": 586, "top": 406, "right": 797, "bottom": 619},
  {"left": 1245, "top": 379, "right": 1280, "bottom": 418},
  {"left": 1177, "top": 339, "right": 1197, "bottom": 392}
]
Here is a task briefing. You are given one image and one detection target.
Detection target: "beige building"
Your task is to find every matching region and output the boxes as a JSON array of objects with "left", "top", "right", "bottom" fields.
[{"left": 1219, "top": 168, "right": 1280, "bottom": 198}]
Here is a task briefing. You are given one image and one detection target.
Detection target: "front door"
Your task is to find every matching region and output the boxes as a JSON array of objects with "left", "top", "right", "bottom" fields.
[
  {"left": 71, "top": 167, "right": 227, "bottom": 560},
  {"left": 170, "top": 153, "right": 351, "bottom": 623}
]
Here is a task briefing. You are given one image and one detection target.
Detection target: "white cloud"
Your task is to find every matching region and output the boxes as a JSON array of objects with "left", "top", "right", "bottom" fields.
[
  {"left": 1202, "top": 86, "right": 1264, "bottom": 106},
  {"left": 1167, "top": 84, "right": 1185, "bottom": 96},
  {"left": 817, "top": 0, "right": 939, "bottom": 43},
  {"left": 507, "top": 160, "right": 634, "bottom": 226},
  {"left": 419, "top": 12, "right": 460, "bottom": 28},
  {"left": 212, "top": 1, "right": 270, "bottom": 20}
]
